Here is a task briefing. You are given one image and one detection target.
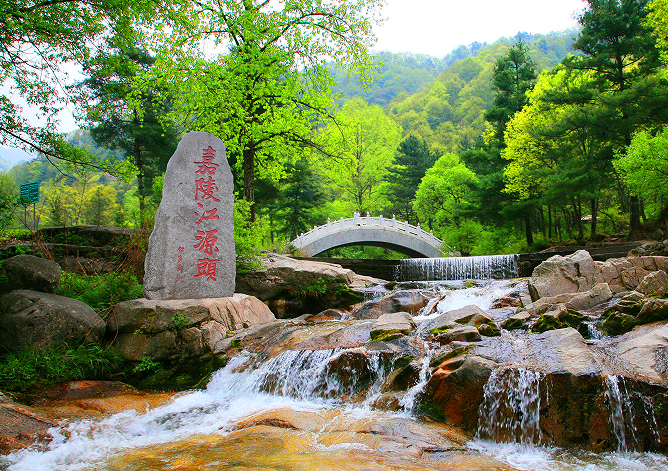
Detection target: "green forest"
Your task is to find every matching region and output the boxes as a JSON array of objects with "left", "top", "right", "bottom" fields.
[{"left": 2, "top": 0, "right": 668, "bottom": 260}]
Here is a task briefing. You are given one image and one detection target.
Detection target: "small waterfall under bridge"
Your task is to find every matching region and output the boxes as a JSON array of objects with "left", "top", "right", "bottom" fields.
[{"left": 394, "top": 254, "right": 520, "bottom": 281}]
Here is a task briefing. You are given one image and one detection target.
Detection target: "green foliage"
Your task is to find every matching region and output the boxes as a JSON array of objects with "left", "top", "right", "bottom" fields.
[
  {"left": 295, "top": 279, "right": 328, "bottom": 300},
  {"left": 0, "top": 172, "right": 19, "bottom": 235},
  {"left": 384, "top": 135, "right": 437, "bottom": 223},
  {"left": 0, "top": 343, "right": 125, "bottom": 391},
  {"left": 137, "top": 0, "right": 383, "bottom": 218},
  {"left": 57, "top": 271, "right": 143, "bottom": 314},
  {"left": 615, "top": 127, "right": 668, "bottom": 220},
  {"left": 317, "top": 97, "right": 402, "bottom": 214},
  {"left": 1, "top": 1, "right": 148, "bottom": 178},
  {"left": 485, "top": 40, "right": 538, "bottom": 140},
  {"left": 413, "top": 153, "right": 478, "bottom": 241},
  {"left": 171, "top": 312, "right": 189, "bottom": 330},
  {"left": 234, "top": 199, "right": 263, "bottom": 274},
  {"left": 132, "top": 356, "right": 162, "bottom": 374}
]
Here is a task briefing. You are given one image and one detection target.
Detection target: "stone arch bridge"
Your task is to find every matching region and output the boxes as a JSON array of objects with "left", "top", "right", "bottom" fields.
[{"left": 290, "top": 215, "right": 444, "bottom": 258}]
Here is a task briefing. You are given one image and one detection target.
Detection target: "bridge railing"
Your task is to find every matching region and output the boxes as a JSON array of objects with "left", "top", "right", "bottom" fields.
[{"left": 292, "top": 215, "right": 444, "bottom": 249}]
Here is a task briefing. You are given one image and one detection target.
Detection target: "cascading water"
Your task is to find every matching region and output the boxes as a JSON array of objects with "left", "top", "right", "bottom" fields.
[
  {"left": 477, "top": 367, "right": 544, "bottom": 446},
  {"left": 603, "top": 375, "right": 662, "bottom": 453},
  {"left": 395, "top": 254, "right": 519, "bottom": 281}
]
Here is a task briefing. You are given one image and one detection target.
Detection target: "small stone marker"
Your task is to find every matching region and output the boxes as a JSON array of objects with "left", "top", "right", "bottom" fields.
[{"left": 144, "top": 132, "right": 235, "bottom": 300}]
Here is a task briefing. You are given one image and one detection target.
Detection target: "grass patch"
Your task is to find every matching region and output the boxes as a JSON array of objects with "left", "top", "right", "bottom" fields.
[
  {"left": 0, "top": 343, "right": 126, "bottom": 392},
  {"left": 57, "top": 270, "right": 143, "bottom": 315}
]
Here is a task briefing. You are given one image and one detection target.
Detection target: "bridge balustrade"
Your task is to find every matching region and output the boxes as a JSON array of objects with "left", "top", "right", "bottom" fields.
[{"left": 292, "top": 215, "right": 442, "bottom": 250}]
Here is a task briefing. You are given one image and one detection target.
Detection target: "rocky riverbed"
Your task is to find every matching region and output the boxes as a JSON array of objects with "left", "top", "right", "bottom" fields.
[{"left": 2, "top": 249, "right": 668, "bottom": 469}]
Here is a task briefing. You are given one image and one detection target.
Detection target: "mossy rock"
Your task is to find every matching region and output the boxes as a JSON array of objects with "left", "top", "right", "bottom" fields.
[
  {"left": 478, "top": 323, "right": 501, "bottom": 337},
  {"left": 502, "top": 316, "right": 526, "bottom": 330},
  {"left": 531, "top": 309, "right": 584, "bottom": 334},
  {"left": 601, "top": 311, "right": 640, "bottom": 336},
  {"left": 443, "top": 345, "right": 472, "bottom": 361},
  {"left": 371, "top": 330, "right": 405, "bottom": 342},
  {"left": 131, "top": 354, "right": 230, "bottom": 391}
]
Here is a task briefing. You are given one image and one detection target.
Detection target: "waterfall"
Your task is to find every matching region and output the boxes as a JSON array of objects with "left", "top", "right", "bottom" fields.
[
  {"left": 603, "top": 375, "right": 661, "bottom": 453},
  {"left": 395, "top": 254, "right": 519, "bottom": 281},
  {"left": 477, "top": 367, "right": 544, "bottom": 446}
]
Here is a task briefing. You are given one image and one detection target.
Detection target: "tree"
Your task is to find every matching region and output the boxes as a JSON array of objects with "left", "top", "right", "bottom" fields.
[
  {"left": 139, "top": 0, "right": 383, "bottom": 221},
  {"left": 318, "top": 98, "right": 401, "bottom": 214},
  {"left": 648, "top": 0, "right": 668, "bottom": 61},
  {"left": 78, "top": 42, "right": 180, "bottom": 223},
  {"left": 463, "top": 41, "right": 538, "bottom": 244},
  {"left": 485, "top": 40, "right": 538, "bottom": 140},
  {"left": 277, "top": 158, "right": 326, "bottom": 240},
  {"left": 0, "top": 0, "right": 152, "bottom": 175},
  {"left": 0, "top": 173, "right": 19, "bottom": 234},
  {"left": 413, "top": 153, "right": 478, "bottom": 239},
  {"left": 559, "top": 0, "right": 668, "bottom": 231},
  {"left": 615, "top": 127, "right": 668, "bottom": 222},
  {"left": 383, "top": 135, "right": 437, "bottom": 223},
  {"left": 83, "top": 185, "right": 117, "bottom": 226}
]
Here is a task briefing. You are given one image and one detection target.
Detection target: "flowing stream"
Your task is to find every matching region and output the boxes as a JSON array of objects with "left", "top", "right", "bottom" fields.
[{"left": 3, "top": 258, "right": 668, "bottom": 470}]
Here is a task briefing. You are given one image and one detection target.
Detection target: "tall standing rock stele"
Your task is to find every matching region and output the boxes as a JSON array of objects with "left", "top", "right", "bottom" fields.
[{"left": 144, "top": 132, "right": 235, "bottom": 299}]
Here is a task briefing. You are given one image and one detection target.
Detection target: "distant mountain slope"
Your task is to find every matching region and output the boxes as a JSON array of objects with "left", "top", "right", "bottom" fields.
[
  {"left": 329, "top": 30, "right": 576, "bottom": 115},
  {"left": 0, "top": 146, "right": 35, "bottom": 171},
  {"left": 386, "top": 30, "right": 577, "bottom": 153}
]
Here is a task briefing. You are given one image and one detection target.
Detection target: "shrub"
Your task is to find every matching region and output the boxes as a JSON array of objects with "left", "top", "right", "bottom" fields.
[
  {"left": 57, "top": 270, "right": 143, "bottom": 314},
  {"left": 0, "top": 343, "right": 126, "bottom": 391}
]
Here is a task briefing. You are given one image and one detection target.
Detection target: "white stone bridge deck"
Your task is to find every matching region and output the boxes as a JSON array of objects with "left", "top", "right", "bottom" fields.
[{"left": 291, "top": 215, "right": 444, "bottom": 258}]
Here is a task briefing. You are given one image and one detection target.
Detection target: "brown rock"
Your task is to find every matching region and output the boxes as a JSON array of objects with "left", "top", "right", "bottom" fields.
[
  {"left": 422, "top": 355, "right": 496, "bottom": 432},
  {"left": 235, "top": 253, "right": 354, "bottom": 301},
  {"left": 529, "top": 250, "right": 597, "bottom": 301},
  {"left": 350, "top": 290, "right": 431, "bottom": 320},
  {"left": 636, "top": 270, "right": 668, "bottom": 297}
]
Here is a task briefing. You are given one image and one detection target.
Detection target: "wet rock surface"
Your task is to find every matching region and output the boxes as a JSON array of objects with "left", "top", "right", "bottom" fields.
[{"left": 5, "top": 249, "right": 668, "bottom": 464}]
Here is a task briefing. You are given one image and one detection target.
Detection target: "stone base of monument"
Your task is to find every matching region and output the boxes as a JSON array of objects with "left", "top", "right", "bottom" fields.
[{"left": 109, "top": 294, "right": 275, "bottom": 363}]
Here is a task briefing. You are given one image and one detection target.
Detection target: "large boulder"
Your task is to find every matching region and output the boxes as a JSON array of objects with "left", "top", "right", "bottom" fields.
[
  {"left": 350, "top": 290, "right": 432, "bottom": 320},
  {"left": 1, "top": 255, "right": 61, "bottom": 294},
  {"left": 236, "top": 253, "right": 354, "bottom": 301},
  {"left": 110, "top": 294, "right": 276, "bottom": 361},
  {"left": 636, "top": 270, "right": 668, "bottom": 297},
  {"left": 594, "top": 256, "right": 668, "bottom": 294},
  {"left": 613, "top": 322, "right": 668, "bottom": 385},
  {"left": 528, "top": 250, "right": 597, "bottom": 301},
  {"left": 370, "top": 312, "right": 416, "bottom": 341},
  {"left": 0, "top": 290, "right": 106, "bottom": 350},
  {"left": 420, "top": 355, "right": 496, "bottom": 431}
]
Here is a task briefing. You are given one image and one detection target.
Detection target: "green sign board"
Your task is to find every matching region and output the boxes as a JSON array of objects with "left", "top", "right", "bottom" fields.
[{"left": 20, "top": 181, "right": 39, "bottom": 204}]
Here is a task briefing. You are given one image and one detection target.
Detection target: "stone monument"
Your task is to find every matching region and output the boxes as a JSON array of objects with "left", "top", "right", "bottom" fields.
[{"left": 143, "top": 132, "right": 235, "bottom": 299}]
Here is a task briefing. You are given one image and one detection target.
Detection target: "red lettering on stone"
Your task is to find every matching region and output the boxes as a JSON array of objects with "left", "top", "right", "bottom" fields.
[
  {"left": 193, "top": 229, "right": 219, "bottom": 255},
  {"left": 195, "top": 208, "right": 220, "bottom": 225},
  {"left": 195, "top": 258, "right": 220, "bottom": 281},
  {"left": 195, "top": 177, "right": 220, "bottom": 202},
  {"left": 194, "top": 146, "right": 219, "bottom": 175}
]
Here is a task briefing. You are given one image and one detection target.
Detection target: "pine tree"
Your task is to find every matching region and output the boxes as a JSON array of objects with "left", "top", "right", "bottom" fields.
[{"left": 384, "top": 135, "right": 437, "bottom": 223}]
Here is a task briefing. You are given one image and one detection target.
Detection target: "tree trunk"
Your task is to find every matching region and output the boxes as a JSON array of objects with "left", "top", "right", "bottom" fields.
[
  {"left": 243, "top": 141, "right": 256, "bottom": 223},
  {"left": 629, "top": 195, "right": 641, "bottom": 233},
  {"left": 572, "top": 196, "right": 583, "bottom": 242},
  {"left": 524, "top": 211, "right": 534, "bottom": 246},
  {"left": 590, "top": 198, "right": 598, "bottom": 239},
  {"left": 548, "top": 205, "right": 553, "bottom": 239},
  {"left": 135, "top": 126, "right": 145, "bottom": 227}
]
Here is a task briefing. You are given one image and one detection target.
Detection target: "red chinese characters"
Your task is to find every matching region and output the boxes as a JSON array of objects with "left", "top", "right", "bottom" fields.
[
  {"left": 192, "top": 146, "right": 221, "bottom": 281},
  {"left": 175, "top": 246, "right": 185, "bottom": 280}
]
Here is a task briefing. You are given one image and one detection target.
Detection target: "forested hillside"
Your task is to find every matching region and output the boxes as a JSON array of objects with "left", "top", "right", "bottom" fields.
[{"left": 1, "top": 0, "right": 667, "bottom": 260}]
